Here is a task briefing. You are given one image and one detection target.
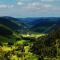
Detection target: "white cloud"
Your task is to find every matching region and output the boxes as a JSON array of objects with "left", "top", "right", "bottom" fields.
[
  {"left": 0, "top": 5, "right": 7, "bottom": 8},
  {"left": 0, "top": 4, "right": 14, "bottom": 9},
  {"left": 21, "top": 2, "right": 60, "bottom": 13},
  {"left": 8, "top": 5, "right": 14, "bottom": 8},
  {"left": 16, "top": 0, "right": 54, "bottom": 2},
  {"left": 17, "top": 2, "right": 23, "bottom": 5},
  {"left": 41, "top": 0, "right": 54, "bottom": 2},
  {"left": 23, "top": 3, "right": 52, "bottom": 11}
]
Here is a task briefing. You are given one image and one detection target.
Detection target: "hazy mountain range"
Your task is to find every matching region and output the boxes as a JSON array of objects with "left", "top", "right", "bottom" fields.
[
  {"left": 0, "top": 16, "right": 60, "bottom": 43},
  {"left": 18, "top": 17, "right": 60, "bottom": 33},
  {"left": 0, "top": 16, "right": 60, "bottom": 37}
]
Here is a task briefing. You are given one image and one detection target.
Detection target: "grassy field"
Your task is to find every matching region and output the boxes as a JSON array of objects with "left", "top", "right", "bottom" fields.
[
  {"left": 0, "top": 33, "right": 60, "bottom": 60},
  {"left": 21, "top": 33, "right": 46, "bottom": 38}
]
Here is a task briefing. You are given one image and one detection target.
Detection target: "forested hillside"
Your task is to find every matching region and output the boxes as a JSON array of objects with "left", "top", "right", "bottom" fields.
[{"left": 0, "top": 17, "right": 60, "bottom": 60}]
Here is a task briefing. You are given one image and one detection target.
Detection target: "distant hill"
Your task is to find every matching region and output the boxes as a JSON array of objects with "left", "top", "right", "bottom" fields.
[
  {"left": 30, "top": 17, "right": 60, "bottom": 33},
  {"left": 0, "top": 16, "right": 60, "bottom": 42},
  {"left": 17, "top": 17, "right": 60, "bottom": 33},
  {"left": 0, "top": 16, "right": 26, "bottom": 31},
  {"left": 0, "top": 17, "right": 60, "bottom": 37},
  {"left": 0, "top": 16, "right": 26, "bottom": 42}
]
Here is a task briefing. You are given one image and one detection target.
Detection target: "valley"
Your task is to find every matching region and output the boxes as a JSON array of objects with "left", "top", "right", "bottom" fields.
[{"left": 0, "top": 16, "right": 60, "bottom": 60}]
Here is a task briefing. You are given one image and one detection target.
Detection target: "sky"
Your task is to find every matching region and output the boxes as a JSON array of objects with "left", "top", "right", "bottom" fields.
[{"left": 0, "top": 0, "right": 60, "bottom": 17}]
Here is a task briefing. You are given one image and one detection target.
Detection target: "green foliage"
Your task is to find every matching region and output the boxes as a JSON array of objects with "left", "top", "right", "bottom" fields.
[
  {"left": 0, "top": 27, "right": 60, "bottom": 60},
  {"left": 30, "top": 27, "right": 60, "bottom": 60}
]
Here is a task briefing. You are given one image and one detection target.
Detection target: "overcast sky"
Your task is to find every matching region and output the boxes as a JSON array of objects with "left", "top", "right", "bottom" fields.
[{"left": 0, "top": 0, "right": 60, "bottom": 17}]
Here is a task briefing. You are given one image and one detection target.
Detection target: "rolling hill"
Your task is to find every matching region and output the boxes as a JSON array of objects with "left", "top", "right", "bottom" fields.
[
  {"left": 0, "top": 17, "right": 60, "bottom": 41},
  {"left": 30, "top": 17, "right": 60, "bottom": 33},
  {"left": 0, "top": 17, "right": 60, "bottom": 60},
  {"left": 0, "top": 16, "right": 26, "bottom": 42}
]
